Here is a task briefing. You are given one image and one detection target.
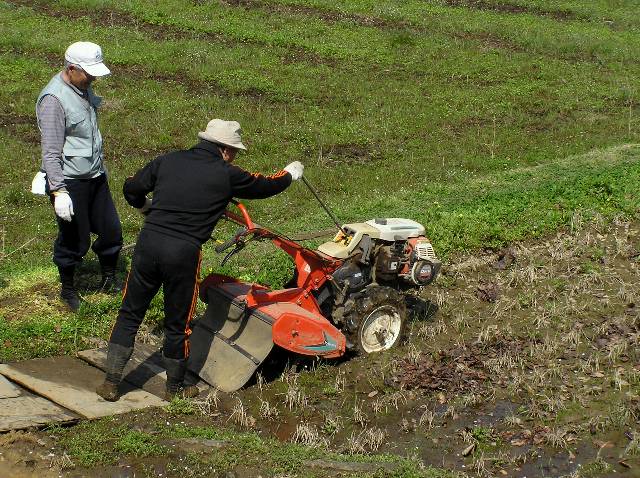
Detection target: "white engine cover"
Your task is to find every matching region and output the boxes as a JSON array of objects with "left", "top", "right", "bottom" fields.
[
  {"left": 317, "top": 218, "right": 428, "bottom": 259},
  {"left": 365, "top": 218, "right": 426, "bottom": 241}
]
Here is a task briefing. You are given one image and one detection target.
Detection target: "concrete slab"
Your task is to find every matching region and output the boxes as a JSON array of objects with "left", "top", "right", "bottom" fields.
[
  {"left": 0, "top": 390, "right": 78, "bottom": 432},
  {"left": 78, "top": 344, "right": 167, "bottom": 399},
  {"left": 0, "top": 373, "right": 21, "bottom": 399},
  {"left": 0, "top": 356, "right": 167, "bottom": 419},
  {"left": 79, "top": 345, "right": 209, "bottom": 398}
]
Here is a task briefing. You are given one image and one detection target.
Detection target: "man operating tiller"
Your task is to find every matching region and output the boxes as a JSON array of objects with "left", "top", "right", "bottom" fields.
[{"left": 96, "top": 119, "right": 303, "bottom": 401}]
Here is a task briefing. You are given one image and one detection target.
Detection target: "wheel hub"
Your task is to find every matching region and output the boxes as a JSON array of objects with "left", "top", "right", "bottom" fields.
[{"left": 359, "top": 305, "right": 402, "bottom": 353}]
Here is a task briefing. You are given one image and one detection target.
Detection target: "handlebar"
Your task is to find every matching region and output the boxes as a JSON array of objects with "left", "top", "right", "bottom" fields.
[
  {"left": 224, "top": 199, "right": 255, "bottom": 229},
  {"left": 214, "top": 199, "right": 335, "bottom": 269}
]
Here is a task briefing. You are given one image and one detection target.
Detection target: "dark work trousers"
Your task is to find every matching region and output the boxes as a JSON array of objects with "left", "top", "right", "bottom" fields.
[
  {"left": 109, "top": 229, "right": 202, "bottom": 359},
  {"left": 50, "top": 174, "right": 123, "bottom": 269}
]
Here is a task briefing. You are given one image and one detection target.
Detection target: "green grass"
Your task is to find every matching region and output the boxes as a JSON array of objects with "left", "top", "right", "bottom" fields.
[
  {"left": 0, "top": 263, "right": 167, "bottom": 361},
  {"left": 113, "top": 430, "right": 166, "bottom": 457},
  {"left": 166, "top": 396, "right": 197, "bottom": 416},
  {"left": 154, "top": 422, "right": 458, "bottom": 477},
  {"left": 50, "top": 417, "right": 458, "bottom": 477},
  {"left": 0, "top": 0, "right": 639, "bottom": 360}
]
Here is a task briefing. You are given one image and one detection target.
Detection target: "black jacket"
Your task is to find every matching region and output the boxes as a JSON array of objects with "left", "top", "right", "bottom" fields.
[{"left": 123, "top": 140, "right": 292, "bottom": 246}]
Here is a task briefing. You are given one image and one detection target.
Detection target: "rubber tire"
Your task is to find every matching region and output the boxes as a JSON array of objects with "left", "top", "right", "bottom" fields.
[{"left": 343, "top": 285, "right": 407, "bottom": 355}]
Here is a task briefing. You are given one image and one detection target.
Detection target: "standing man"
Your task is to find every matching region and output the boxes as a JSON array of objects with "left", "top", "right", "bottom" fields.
[
  {"left": 36, "top": 41, "right": 123, "bottom": 311},
  {"left": 96, "top": 119, "right": 304, "bottom": 401}
]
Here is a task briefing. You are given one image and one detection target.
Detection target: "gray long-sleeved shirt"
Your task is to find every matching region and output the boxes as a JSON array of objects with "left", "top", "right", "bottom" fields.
[
  {"left": 36, "top": 77, "right": 104, "bottom": 192},
  {"left": 36, "top": 95, "right": 67, "bottom": 191}
]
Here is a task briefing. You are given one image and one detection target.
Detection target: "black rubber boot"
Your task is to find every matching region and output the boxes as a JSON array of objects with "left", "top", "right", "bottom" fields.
[
  {"left": 99, "top": 253, "right": 123, "bottom": 293},
  {"left": 96, "top": 343, "right": 134, "bottom": 402},
  {"left": 59, "top": 266, "right": 81, "bottom": 312},
  {"left": 182, "top": 369, "right": 201, "bottom": 399},
  {"left": 163, "top": 355, "right": 188, "bottom": 401}
]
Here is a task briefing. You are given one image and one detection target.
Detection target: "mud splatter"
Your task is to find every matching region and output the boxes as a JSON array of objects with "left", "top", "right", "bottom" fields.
[
  {"left": 389, "top": 347, "right": 489, "bottom": 392},
  {"left": 476, "top": 280, "right": 499, "bottom": 302}
]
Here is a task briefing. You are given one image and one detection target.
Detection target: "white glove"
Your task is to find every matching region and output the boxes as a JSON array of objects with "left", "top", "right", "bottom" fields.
[
  {"left": 54, "top": 191, "right": 74, "bottom": 222},
  {"left": 139, "top": 197, "right": 152, "bottom": 215},
  {"left": 284, "top": 161, "right": 304, "bottom": 181},
  {"left": 31, "top": 172, "right": 47, "bottom": 195}
]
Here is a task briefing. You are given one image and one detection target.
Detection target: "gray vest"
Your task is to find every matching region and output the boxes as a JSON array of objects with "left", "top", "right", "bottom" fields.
[{"left": 36, "top": 73, "right": 104, "bottom": 179}]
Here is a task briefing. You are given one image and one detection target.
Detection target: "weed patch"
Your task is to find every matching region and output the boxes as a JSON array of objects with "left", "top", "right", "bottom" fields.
[{"left": 113, "top": 430, "right": 166, "bottom": 457}]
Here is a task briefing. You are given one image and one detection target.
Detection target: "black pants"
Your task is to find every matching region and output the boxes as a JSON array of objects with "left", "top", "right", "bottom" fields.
[
  {"left": 109, "top": 229, "right": 202, "bottom": 359},
  {"left": 50, "top": 174, "right": 122, "bottom": 269}
]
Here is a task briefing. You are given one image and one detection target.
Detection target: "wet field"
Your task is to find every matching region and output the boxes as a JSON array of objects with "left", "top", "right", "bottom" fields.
[{"left": 2, "top": 216, "right": 638, "bottom": 477}]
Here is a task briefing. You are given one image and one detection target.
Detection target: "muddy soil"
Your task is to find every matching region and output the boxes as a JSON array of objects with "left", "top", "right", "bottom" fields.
[
  {"left": 0, "top": 112, "right": 39, "bottom": 145},
  {"left": 1, "top": 217, "right": 639, "bottom": 477},
  {"left": 442, "top": 0, "right": 581, "bottom": 21}
]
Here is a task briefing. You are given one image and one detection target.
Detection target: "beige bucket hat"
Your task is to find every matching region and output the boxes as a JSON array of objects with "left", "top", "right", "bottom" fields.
[{"left": 198, "top": 119, "right": 247, "bottom": 150}]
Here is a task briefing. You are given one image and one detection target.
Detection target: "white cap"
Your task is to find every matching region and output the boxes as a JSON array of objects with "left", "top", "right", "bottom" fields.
[
  {"left": 198, "top": 119, "right": 247, "bottom": 150},
  {"left": 65, "top": 41, "right": 111, "bottom": 77}
]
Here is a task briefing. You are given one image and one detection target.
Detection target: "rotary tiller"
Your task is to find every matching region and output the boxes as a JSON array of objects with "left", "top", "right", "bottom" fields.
[{"left": 187, "top": 198, "right": 441, "bottom": 392}]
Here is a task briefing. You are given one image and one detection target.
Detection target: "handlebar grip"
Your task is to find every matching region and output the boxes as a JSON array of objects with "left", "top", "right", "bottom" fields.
[
  {"left": 215, "top": 227, "right": 246, "bottom": 253},
  {"left": 215, "top": 237, "right": 237, "bottom": 254}
]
